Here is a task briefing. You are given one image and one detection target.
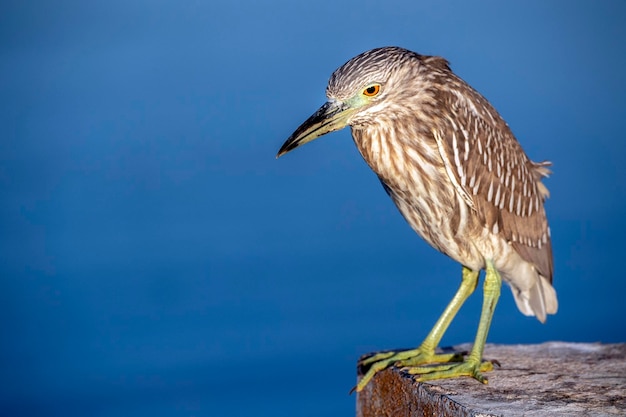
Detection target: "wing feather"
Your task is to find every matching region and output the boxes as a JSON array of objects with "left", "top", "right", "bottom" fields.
[{"left": 434, "top": 85, "right": 553, "bottom": 282}]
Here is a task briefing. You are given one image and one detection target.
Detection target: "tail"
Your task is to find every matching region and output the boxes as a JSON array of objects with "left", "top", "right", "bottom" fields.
[{"left": 510, "top": 273, "right": 558, "bottom": 323}]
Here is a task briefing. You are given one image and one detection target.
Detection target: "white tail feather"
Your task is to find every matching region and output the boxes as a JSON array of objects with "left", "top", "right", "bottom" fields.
[{"left": 511, "top": 274, "right": 558, "bottom": 323}]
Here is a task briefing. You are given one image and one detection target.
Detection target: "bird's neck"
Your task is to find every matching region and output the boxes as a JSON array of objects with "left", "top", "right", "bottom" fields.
[{"left": 351, "top": 119, "right": 446, "bottom": 192}]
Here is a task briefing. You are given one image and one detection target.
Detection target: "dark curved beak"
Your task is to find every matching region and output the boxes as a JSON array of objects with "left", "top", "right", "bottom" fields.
[{"left": 277, "top": 100, "right": 354, "bottom": 158}]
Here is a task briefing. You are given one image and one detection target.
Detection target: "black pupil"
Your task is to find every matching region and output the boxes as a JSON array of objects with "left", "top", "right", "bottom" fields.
[{"left": 366, "top": 86, "right": 377, "bottom": 94}]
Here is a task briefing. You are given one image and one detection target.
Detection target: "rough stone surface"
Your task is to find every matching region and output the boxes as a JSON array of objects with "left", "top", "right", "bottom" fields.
[{"left": 356, "top": 342, "right": 626, "bottom": 416}]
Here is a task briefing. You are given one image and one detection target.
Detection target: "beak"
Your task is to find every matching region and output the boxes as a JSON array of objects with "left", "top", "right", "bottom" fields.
[{"left": 277, "top": 100, "right": 354, "bottom": 158}]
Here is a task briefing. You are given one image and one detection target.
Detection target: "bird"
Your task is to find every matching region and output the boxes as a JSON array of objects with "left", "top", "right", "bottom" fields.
[{"left": 276, "top": 46, "right": 557, "bottom": 392}]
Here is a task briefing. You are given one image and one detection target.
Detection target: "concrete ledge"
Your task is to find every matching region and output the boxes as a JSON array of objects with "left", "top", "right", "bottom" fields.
[{"left": 356, "top": 342, "right": 626, "bottom": 416}]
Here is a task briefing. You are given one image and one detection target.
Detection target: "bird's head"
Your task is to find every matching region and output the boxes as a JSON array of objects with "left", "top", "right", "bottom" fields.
[{"left": 277, "top": 47, "right": 423, "bottom": 158}]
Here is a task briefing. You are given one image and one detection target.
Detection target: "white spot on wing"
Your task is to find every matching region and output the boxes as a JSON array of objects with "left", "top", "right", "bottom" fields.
[
  {"left": 535, "top": 196, "right": 540, "bottom": 213},
  {"left": 451, "top": 132, "right": 465, "bottom": 185},
  {"left": 494, "top": 184, "right": 501, "bottom": 207}
]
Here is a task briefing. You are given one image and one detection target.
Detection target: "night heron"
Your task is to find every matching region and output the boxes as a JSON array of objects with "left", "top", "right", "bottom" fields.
[{"left": 277, "top": 47, "right": 557, "bottom": 392}]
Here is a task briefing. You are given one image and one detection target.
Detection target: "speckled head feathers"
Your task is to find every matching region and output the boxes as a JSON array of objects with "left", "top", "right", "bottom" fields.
[{"left": 326, "top": 47, "right": 422, "bottom": 101}]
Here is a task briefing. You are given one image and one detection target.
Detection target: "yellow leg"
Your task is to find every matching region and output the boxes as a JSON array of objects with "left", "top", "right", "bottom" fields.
[
  {"left": 355, "top": 266, "right": 479, "bottom": 392},
  {"left": 405, "top": 259, "right": 501, "bottom": 382}
]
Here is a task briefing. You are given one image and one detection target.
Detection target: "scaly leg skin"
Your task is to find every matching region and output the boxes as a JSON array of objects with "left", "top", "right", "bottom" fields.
[
  {"left": 354, "top": 267, "right": 479, "bottom": 393},
  {"left": 405, "top": 260, "right": 501, "bottom": 383}
]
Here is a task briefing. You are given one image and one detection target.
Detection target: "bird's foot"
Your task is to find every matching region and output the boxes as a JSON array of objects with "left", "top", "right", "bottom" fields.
[
  {"left": 354, "top": 347, "right": 463, "bottom": 393},
  {"left": 404, "top": 357, "right": 496, "bottom": 383}
]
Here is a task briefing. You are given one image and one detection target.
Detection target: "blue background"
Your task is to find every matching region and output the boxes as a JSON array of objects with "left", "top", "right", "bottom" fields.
[{"left": 2, "top": 1, "right": 625, "bottom": 416}]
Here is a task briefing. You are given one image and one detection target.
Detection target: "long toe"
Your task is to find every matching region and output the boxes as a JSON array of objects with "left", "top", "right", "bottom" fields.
[{"left": 405, "top": 359, "right": 494, "bottom": 384}]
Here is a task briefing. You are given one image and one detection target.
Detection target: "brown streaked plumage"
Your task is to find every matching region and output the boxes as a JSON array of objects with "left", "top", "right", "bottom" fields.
[{"left": 277, "top": 46, "right": 557, "bottom": 391}]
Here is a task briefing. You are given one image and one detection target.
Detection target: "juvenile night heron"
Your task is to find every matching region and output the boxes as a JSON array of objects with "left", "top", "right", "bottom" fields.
[{"left": 277, "top": 47, "right": 557, "bottom": 392}]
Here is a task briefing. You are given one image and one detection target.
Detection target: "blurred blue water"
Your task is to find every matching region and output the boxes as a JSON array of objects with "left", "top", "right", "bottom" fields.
[{"left": 1, "top": 1, "right": 626, "bottom": 416}]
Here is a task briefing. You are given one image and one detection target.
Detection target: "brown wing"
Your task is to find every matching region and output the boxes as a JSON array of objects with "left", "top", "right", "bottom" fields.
[{"left": 433, "top": 85, "right": 553, "bottom": 282}]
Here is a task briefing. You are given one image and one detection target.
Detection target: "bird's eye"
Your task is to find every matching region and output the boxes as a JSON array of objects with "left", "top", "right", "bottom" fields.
[{"left": 363, "top": 84, "right": 380, "bottom": 97}]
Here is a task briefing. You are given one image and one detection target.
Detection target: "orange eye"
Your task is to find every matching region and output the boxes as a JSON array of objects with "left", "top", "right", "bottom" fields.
[{"left": 363, "top": 84, "right": 380, "bottom": 97}]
